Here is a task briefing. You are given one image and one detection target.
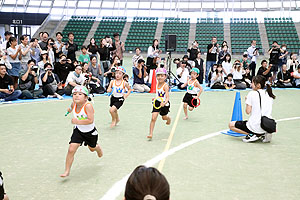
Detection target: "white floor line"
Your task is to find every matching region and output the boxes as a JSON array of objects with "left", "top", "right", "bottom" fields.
[{"left": 99, "top": 116, "right": 300, "bottom": 200}]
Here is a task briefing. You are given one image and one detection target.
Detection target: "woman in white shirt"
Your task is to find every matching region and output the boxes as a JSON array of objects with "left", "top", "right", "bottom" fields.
[
  {"left": 222, "top": 53, "right": 232, "bottom": 77},
  {"left": 211, "top": 64, "right": 225, "bottom": 89},
  {"left": 146, "top": 39, "right": 161, "bottom": 74},
  {"left": 7, "top": 37, "right": 22, "bottom": 89},
  {"left": 286, "top": 53, "right": 299, "bottom": 73},
  {"left": 229, "top": 75, "right": 276, "bottom": 143},
  {"left": 232, "top": 60, "right": 246, "bottom": 89},
  {"left": 176, "top": 61, "right": 189, "bottom": 89}
]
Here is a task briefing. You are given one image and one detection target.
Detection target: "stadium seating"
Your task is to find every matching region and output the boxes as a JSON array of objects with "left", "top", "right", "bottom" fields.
[
  {"left": 196, "top": 18, "right": 224, "bottom": 53},
  {"left": 125, "top": 17, "right": 158, "bottom": 52},
  {"left": 93, "top": 16, "right": 127, "bottom": 44},
  {"left": 62, "top": 15, "right": 95, "bottom": 48},
  {"left": 230, "top": 18, "right": 262, "bottom": 54},
  {"left": 264, "top": 17, "right": 300, "bottom": 53},
  {"left": 160, "top": 17, "right": 190, "bottom": 53}
]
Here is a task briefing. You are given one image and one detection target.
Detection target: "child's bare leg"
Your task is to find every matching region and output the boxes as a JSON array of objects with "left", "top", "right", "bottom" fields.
[
  {"left": 115, "top": 110, "right": 120, "bottom": 124},
  {"left": 162, "top": 115, "right": 171, "bottom": 125},
  {"left": 109, "top": 106, "right": 117, "bottom": 127},
  {"left": 4, "top": 194, "right": 9, "bottom": 200},
  {"left": 149, "top": 112, "right": 159, "bottom": 138},
  {"left": 183, "top": 103, "right": 188, "bottom": 119},
  {"left": 60, "top": 143, "right": 80, "bottom": 177},
  {"left": 88, "top": 144, "right": 103, "bottom": 158}
]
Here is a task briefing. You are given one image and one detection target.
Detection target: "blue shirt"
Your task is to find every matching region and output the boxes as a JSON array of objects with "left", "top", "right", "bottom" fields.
[
  {"left": 133, "top": 67, "right": 145, "bottom": 84},
  {"left": 31, "top": 47, "right": 41, "bottom": 64}
]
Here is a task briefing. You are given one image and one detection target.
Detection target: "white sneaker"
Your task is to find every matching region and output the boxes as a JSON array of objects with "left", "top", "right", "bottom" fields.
[
  {"left": 57, "top": 95, "right": 64, "bottom": 100},
  {"left": 261, "top": 133, "right": 272, "bottom": 143},
  {"left": 242, "top": 133, "right": 260, "bottom": 143}
]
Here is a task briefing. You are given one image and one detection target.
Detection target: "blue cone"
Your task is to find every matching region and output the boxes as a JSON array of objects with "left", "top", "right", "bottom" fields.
[{"left": 222, "top": 91, "right": 246, "bottom": 137}]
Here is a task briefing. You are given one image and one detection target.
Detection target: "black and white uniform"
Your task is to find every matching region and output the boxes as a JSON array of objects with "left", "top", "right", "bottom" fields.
[
  {"left": 110, "top": 80, "right": 126, "bottom": 109},
  {"left": 69, "top": 102, "right": 98, "bottom": 148},
  {"left": 152, "top": 82, "right": 170, "bottom": 116},
  {"left": 183, "top": 79, "right": 200, "bottom": 107},
  {"left": 0, "top": 171, "right": 6, "bottom": 199}
]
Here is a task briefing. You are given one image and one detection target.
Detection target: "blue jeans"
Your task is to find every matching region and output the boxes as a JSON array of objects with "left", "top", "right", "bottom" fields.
[
  {"left": 205, "top": 61, "right": 216, "bottom": 83},
  {"left": 0, "top": 90, "right": 22, "bottom": 101}
]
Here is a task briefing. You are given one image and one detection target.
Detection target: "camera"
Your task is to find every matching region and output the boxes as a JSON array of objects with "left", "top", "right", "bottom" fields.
[
  {"left": 61, "top": 58, "right": 68, "bottom": 62},
  {"left": 50, "top": 42, "right": 54, "bottom": 46},
  {"left": 45, "top": 68, "right": 52, "bottom": 71},
  {"left": 235, "top": 63, "right": 241, "bottom": 66},
  {"left": 111, "top": 67, "right": 116, "bottom": 73}
]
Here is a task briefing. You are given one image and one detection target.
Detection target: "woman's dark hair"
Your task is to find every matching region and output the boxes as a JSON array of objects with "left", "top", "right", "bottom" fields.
[
  {"left": 222, "top": 41, "right": 227, "bottom": 46},
  {"left": 252, "top": 75, "right": 276, "bottom": 99},
  {"left": 40, "top": 52, "right": 49, "bottom": 61},
  {"left": 125, "top": 165, "right": 170, "bottom": 200},
  {"left": 7, "top": 37, "right": 17, "bottom": 49},
  {"left": 225, "top": 53, "right": 231, "bottom": 62},
  {"left": 44, "top": 62, "right": 52, "bottom": 69},
  {"left": 30, "top": 38, "right": 37, "bottom": 43},
  {"left": 90, "top": 56, "right": 97, "bottom": 61},
  {"left": 20, "top": 35, "right": 27, "bottom": 42},
  {"left": 290, "top": 52, "right": 296, "bottom": 59},
  {"left": 234, "top": 60, "right": 242, "bottom": 71},
  {"left": 216, "top": 64, "right": 223, "bottom": 74},
  {"left": 68, "top": 32, "right": 74, "bottom": 37},
  {"left": 47, "top": 38, "right": 55, "bottom": 44},
  {"left": 100, "top": 38, "right": 105, "bottom": 48},
  {"left": 89, "top": 37, "right": 97, "bottom": 47},
  {"left": 152, "top": 39, "right": 159, "bottom": 49},
  {"left": 81, "top": 62, "right": 88, "bottom": 68},
  {"left": 56, "top": 32, "right": 63, "bottom": 37}
]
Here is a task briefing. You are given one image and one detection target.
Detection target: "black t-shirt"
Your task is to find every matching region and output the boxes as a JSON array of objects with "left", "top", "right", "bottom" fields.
[
  {"left": 0, "top": 171, "right": 5, "bottom": 199},
  {"left": 41, "top": 73, "right": 60, "bottom": 86},
  {"left": 187, "top": 48, "right": 199, "bottom": 60},
  {"left": 277, "top": 71, "right": 291, "bottom": 82},
  {"left": 87, "top": 44, "right": 98, "bottom": 55},
  {"left": 269, "top": 48, "right": 281, "bottom": 65},
  {"left": 0, "top": 74, "right": 13, "bottom": 89},
  {"left": 206, "top": 44, "right": 217, "bottom": 61},
  {"left": 38, "top": 41, "right": 48, "bottom": 50},
  {"left": 54, "top": 62, "right": 74, "bottom": 84},
  {"left": 257, "top": 67, "right": 271, "bottom": 79},
  {"left": 67, "top": 41, "right": 78, "bottom": 61}
]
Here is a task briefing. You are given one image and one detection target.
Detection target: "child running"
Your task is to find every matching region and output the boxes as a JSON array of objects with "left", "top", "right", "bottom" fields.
[
  {"left": 60, "top": 85, "right": 103, "bottom": 177},
  {"left": 148, "top": 68, "right": 171, "bottom": 139},
  {"left": 181, "top": 68, "right": 203, "bottom": 119},
  {"left": 107, "top": 66, "right": 132, "bottom": 128}
]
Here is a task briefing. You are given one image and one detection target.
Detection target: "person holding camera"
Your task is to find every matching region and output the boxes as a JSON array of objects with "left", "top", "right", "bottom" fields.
[
  {"left": 30, "top": 38, "right": 42, "bottom": 64},
  {"left": 210, "top": 64, "right": 225, "bottom": 89},
  {"left": 279, "top": 44, "right": 288, "bottom": 70},
  {"left": 187, "top": 40, "right": 200, "bottom": 61},
  {"left": 112, "top": 33, "right": 125, "bottom": 65},
  {"left": 87, "top": 57, "right": 105, "bottom": 94},
  {"left": 18, "top": 59, "right": 43, "bottom": 99},
  {"left": 286, "top": 52, "right": 299, "bottom": 73},
  {"left": 205, "top": 37, "right": 219, "bottom": 83},
  {"left": 66, "top": 32, "right": 78, "bottom": 62},
  {"left": 257, "top": 60, "right": 272, "bottom": 84},
  {"left": 41, "top": 63, "right": 64, "bottom": 99},
  {"left": 54, "top": 54, "right": 74, "bottom": 84},
  {"left": 0, "top": 63, "right": 22, "bottom": 102},
  {"left": 98, "top": 37, "right": 116, "bottom": 76},
  {"left": 232, "top": 60, "right": 247, "bottom": 89},
  {"left": 64, "top": 65, "right": 85, "bottom": 95},
  {"left": 38, "top": 32, "right": 49, "bottom": 50},
  {"left": 247, "top": 40, "right": 259, "bottom": 77},
  {"left": 133, "top": 59, "right": 150, "bottom": 93},
  {"left": 218, "top": 45, "right": 229, "bottom": 64},
  {"left": 176, "top": 61, "right": 189, "bottom": 90},
  {"left": 103, "top": 56, "right": 121, "bottom": 87},
  {"left": 268, "top": 41, "right": 282, "bottom": 84}
]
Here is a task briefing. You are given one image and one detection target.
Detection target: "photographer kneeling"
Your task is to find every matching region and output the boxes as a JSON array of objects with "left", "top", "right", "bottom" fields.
[
  {"left": 64, "top": 65, "right": 85, "bottom": 95},
  {"left": 41, "top": 63, "right": 64, "bottom": 99},
  {"left": 18, "top": 59, "right": 43, "bottom": 99},
  {"left": 133, "top": 59, "right": 150, "bottom": 93}
]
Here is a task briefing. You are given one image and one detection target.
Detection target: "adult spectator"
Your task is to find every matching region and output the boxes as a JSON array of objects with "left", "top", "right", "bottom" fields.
[
  {"left": 277, "top": 64, "right": 292, "bottom": 88},
  {"left": 0, "top": 171, "right": 9, "bottom": 200},
  {"left": 187, "top": 40, "right": 200, "bottom": 61},
  {"left": 1, "top": 31, "right": 13, "bottom": 52},
  {"left": 0, "top": 48, "right": 12, "bottom": 70},
  {"left": 103, "top": 56, "right": 120, "bottom": 87},
  {"left": 0, "top": 63, "right": 21, "bottom": 102},
  {"left": 132, "top": 47, "right": 143, "bottom": 67},
  {"left": 268, "top": 41, "right": 281, "bottom": 83},
  {"left": 218, "top": 45, "right": 229, "bottom": 64},
  {"left": 30, "top": 38, "right": 42, "bottom": 64},
  {"left": 7, "top": 36, "right": 22, "bottom": 89},
  {"left": 38, "top": 32, "right": 43, "bottom": 43},
  {"left": 64, "top": 65, "right": 85, "bottom": 95},
  {"left": 232, "top": 60, "right": 247, "bottom": 89},
  {"left": 19, "top": 35, "right": 34, "bottom": 69},
  {"left": 47, "top": 38, "right": 56, "bottom": 65},
  {"left": 243, "top": 67, "right": 252, "bottom": 88},
  {"left": 78, "top": 46, "right": 90, "bottom": 64},
  {"left": 87, "top": 38, "right": 98, "bottom": 61},
  {"left": 112, "top": 33, "right": 125, "bottom": 65},
  {"left": 98, "top": 38, "right": 115, "bottom": 75},
  {"left": 247, "top": 40, "right": 259, "bottom": 77},
  {"left": 18, "top": 59, "right": 43, "bottom": 99},
  {"left": 211, "top": 64, "right": 225, "bottom": 89},
  {"left": 66, "top": 32, "right": 78, "bottom": 62},
  {"left": 124, "top": 165, "right": 170, "bottom": 200},
  {"left": 84, "top": 62, "right": 104, "bottom": 94},
  {"left": 293, "top": 65, "right": 300, "bottom": 88},
  {"left": 279, "top": 44, "right": 288, "bottom": 70},
  {"left": 88, "top": 56, "right": 103, "bottom": 85},
  {"left": 287, "top": 53, "right": 299, "bottom": 73},
  {"left": 222, "top": 53, "right": 232, "bottom": 77},
  {"left": 205, "top": 37, "right": 219, "bottom": 83},
  {"left": 38, "top": 50, "right": 51, "bottom": 85},
  {"left": 54, "top": 54, "right": 73, "bottom": 84},
  {"left": 176, "top": 61, "right": 189, "bottom": 89},
  {"left": 257, "top": 60, "right": 272, "bottom": 83},
  {"left": 133, "top": 59, "right": 150, "bottom": 93},
  {"left": 41, "top": 63, "right": 64, "bottom": 99},
  {"left": 38, "top": 32, "right": 49, "bottom": 50},
  {"left": 182, "top": 55, "right": 192, "bottom": 70},
  {"left": 54, "top": 32, "right": 67, "bottom": 62},
  {"left": 194, "top": 51, "right": 205, "bottom": 84},
  {"left": 240, "top": 52, "right": 250, "bottom": 69},
  {"left": 146, "top": 39, "right": 161, "bottom": 74}
]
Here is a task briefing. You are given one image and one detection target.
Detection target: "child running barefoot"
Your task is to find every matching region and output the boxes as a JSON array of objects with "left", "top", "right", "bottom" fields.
[
  {"left": 181, "top": 68, "right": 203, "bottom": 119},
  {"left": 148, "top": 68, "right": 171, "bottom": 139},
  {"left": 60, "top": 86, "right": 103, "bottom": 178},
  {"left": 107, "top": 66, "right": 132, "bottom": 128}
]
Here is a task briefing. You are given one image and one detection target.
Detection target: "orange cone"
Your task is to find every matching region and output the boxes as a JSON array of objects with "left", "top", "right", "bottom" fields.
[{"left": 149, "top": 69, "right": 157, "bottom": 93}]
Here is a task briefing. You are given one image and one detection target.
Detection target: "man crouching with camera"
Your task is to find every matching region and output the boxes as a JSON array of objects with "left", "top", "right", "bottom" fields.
[
  {"left": 18, "top": 59, "right": 43, "bottom": 99},
  {"left": 64, "top": 65, "right": 85, "bottom": 95},
  {"left": 41, "top": 63, "right": 65, "bottom": 100}
]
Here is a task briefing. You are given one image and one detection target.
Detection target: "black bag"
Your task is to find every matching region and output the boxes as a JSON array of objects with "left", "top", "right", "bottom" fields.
[{"left": 257, "top": 91, "right": 276, "bottom": 133}]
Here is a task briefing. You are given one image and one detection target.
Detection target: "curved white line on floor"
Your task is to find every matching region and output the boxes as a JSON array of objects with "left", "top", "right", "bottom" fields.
[{"left": 99, "top": 116, "right": 300, "bottom": 200}]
